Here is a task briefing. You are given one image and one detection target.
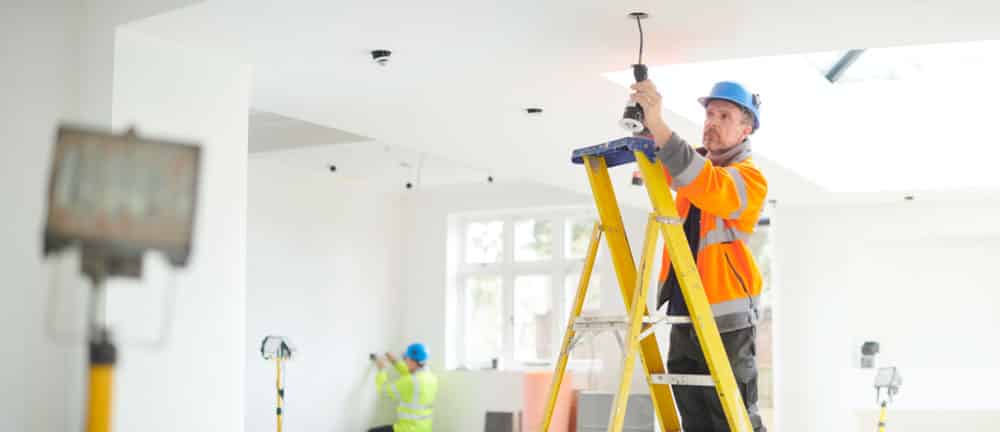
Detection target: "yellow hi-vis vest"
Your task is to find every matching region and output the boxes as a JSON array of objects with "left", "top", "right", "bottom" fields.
[{"left": 376, "top": 361, "right": 438, "bottom": 432}]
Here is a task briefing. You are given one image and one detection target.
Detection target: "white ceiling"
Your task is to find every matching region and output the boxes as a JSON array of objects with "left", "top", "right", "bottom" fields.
[
  {"left": 249, "top": 109, "right": 371, "bottom": 153},
  {"left": 124, "top": 0, "right": 1000, "bottom": 206},
  {"left": 250, "top": 139, "right": 493, "bottom": 191}
]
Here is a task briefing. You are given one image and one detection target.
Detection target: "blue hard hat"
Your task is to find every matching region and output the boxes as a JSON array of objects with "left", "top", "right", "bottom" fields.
[
  {"left": 698, "top": 81, "right": 761, "bottom": 131},
  {"left": 404, "top": 343, "right": 428, "bottom": 363}
]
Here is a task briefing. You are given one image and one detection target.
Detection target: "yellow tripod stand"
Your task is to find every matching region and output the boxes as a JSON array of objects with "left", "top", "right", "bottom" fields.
[
  {"left": 540, "top": 137, "right": 753, "bottom": 432},
  {"left": 261, "top": 336, "right": 296, "bottom": 432},
  {"left": 85, "top": 270, "right": 115, "bottom": 432}
]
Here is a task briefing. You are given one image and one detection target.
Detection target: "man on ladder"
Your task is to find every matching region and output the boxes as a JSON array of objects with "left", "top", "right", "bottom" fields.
[
  {"left": 630, "top": 80, "right": 768, "bottom": 431},
  {"left": 369, "top": 343, "right": 438, "bottom": 432}
]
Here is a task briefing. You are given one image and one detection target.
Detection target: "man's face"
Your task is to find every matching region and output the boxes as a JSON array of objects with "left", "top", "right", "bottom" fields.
[
  {"left": 405, "top": 357, "right": 420, "bottom": 371},
  {"left": 703, "top": 99, "right": 752, "bottom": 152}
]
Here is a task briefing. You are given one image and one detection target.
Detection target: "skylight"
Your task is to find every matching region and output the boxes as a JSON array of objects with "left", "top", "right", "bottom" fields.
[
  {"left": 603, "top": 39, "right": 1000, "bottom": 194},
  {"left": 806, "top": 40, "right": 1000, "bottom": 84}
]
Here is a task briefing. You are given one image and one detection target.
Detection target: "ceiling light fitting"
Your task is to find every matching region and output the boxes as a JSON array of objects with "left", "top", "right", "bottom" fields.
[
  {"left": 620, "top": 12, "right": 649, "bottom": 133},
  {"left": 371, "top": 49, "right": 392, "bottom": 66}
]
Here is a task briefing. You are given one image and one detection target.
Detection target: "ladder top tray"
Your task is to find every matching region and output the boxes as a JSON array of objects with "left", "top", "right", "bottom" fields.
[{"left": 570, "top": 136, "right": 657, "bottom": 168}]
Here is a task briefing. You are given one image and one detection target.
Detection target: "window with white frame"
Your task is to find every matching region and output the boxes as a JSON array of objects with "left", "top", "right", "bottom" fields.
[
  {"left": 748, "top": 202, "right": 776, "bottom": 415},
  {"left": 453, "top": 210, "right": 603, "bottom": 370}
]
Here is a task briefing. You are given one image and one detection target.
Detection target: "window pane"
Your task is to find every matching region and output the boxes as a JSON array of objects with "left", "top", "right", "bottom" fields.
[
  {"left": 465, "top": 221, "right": 503, "bottom": 264},
  {"left": 514, "top": 219, "right": 553, "bottom": 261},
  {"left": 564, "top": 273, "right": 601, "bottom": 360},
  {"left": 564, "top": 273, "right": 601, "bottom": 319},
  {"left": 465, "top": 275, "right": 503, "bottom": 366},
  {"left": 749, "top": 225, "right": 772, "bottom": 295},
  {"left": 513, "top": 275, "right": 553, "bottom": 362},
  {"left": 565, "top": 219, "right": 596, "bottom": 259}
]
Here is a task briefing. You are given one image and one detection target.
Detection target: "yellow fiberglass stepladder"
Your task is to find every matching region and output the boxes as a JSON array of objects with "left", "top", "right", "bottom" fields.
[{"left": 540, "top": 136, "right": 754, "bottom": 432}]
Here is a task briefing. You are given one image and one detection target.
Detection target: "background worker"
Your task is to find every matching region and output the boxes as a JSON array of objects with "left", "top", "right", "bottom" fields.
[{"left": 368, "top": 343, "right": 438, "bottom": 432}]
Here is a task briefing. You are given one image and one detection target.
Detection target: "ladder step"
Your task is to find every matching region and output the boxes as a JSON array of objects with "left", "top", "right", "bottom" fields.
[
  {"left": 573, "top": 315, "right": 629, "bottom": 332},
  {"left": 572, "top": 314, "right": 692, "bottom": 333},
  {"left": 654, "top": 215, "right": 684, "bottom": 225},
  {"left": 644, "top": 313, "right": 692, "bottom": 325},
  {"left": 649, "top": 373, "right": 716, "bottom": 387}
]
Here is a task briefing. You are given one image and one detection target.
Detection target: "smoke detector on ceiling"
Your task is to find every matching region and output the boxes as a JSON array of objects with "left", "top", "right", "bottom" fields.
[{"left": 371, "top": 49, "right": 392, "bottom": 66}]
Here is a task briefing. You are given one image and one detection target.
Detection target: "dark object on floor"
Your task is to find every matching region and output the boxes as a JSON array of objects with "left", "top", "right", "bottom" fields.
[{"left": 485, "top": 411, "right": 521, "bottom": 432}]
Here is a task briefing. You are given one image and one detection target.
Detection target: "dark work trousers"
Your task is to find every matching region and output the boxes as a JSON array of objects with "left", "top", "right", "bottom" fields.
[
  {"left": 366, "top": 425, "right": 393, "bottom": 432},
  {"left": 667, "top": 325, "right": 766, "bottom": 432}
]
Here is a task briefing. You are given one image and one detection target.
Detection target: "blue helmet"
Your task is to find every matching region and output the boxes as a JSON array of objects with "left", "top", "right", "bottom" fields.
[
  {"left": 698, "top": 81, "right": 761, "bottom": 131},
  {"left": 404, "top": 343, "right": 428, "bottom": 363}
]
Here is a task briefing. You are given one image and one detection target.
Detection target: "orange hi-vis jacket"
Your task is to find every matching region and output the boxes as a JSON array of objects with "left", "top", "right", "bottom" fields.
[{"left": 655, "top": 132, "right": 767, "bottom": 332}]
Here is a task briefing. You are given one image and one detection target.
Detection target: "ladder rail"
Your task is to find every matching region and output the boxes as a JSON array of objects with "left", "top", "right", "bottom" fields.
[
  {"left": 539, "top": 222, "right": 602, "bottom": 432},
  {"left": 542, "top": 138, "right": 754, "bottom": 432},
  {"left": 607, "top": 214, "right": 661, "bottom": 432},
  {"left": 582, "top": 155, "right": 681, "bottom": 432},
  {"left": 634, "top": 149, "right": 753, "bottom": 431}
]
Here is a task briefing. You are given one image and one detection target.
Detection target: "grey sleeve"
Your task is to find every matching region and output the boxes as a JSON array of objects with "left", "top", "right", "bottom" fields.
[{"left": 655, "top": 132, "right": 705, "bottom": 187}]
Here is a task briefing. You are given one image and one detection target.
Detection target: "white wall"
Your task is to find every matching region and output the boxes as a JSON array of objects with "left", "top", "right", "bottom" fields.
[
  {"left": 246, "top": 157, "right": 404, "bottom": 431},
  {"left": 1, "top": 5, "right": 250, "bottom": 431},
  {"left": 435, "top": 371, "right": 527, "bottom": 431},
  {"left": 77, "top": 0, "right": 203, "bottom": 126},
  {"left": 106, "top": 29, "right": 250, "bottom": 431},
  {"left": 774, "top": 199, "right": 1000, "bottom": 431},
  {"left": 0, "top": 3, "right": 84, "bottom": 431}
]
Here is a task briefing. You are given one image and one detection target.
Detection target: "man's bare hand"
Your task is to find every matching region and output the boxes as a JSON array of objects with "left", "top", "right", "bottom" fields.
[
  {"left": 629, "top": 80, "right": 672, "bottom": 147},
  {"left": 630, "top": 81, "right": 663, "bottom": 120},
  {"left": 374, "top": 356, "right": 386, "bottom": 370},
  {"left": 385, "top": 352, "right": 397, "bottom": 363}
]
